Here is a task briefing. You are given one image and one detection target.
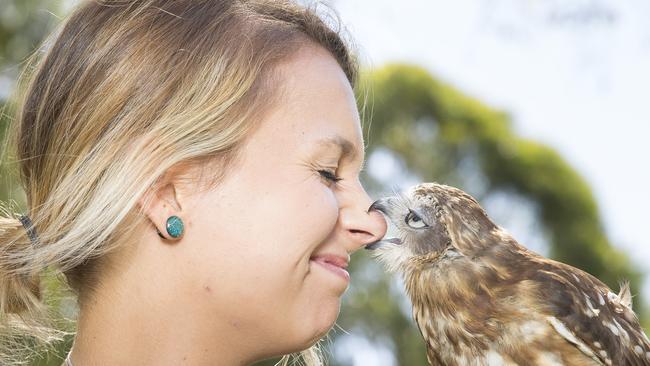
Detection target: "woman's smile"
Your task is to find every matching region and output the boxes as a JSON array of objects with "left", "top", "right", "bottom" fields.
[{"left": 310, "top": 253, "right": 351, "bottom": 286}]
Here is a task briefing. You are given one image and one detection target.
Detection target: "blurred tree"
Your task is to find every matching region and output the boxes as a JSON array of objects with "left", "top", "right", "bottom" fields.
[{"left": 1, "top": 0, "right": 63, "bottom": 204}]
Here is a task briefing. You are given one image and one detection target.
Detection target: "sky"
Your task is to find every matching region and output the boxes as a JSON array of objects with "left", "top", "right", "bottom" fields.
[{"left": 327, "top": 0, "right": 650, "bottom": 364}]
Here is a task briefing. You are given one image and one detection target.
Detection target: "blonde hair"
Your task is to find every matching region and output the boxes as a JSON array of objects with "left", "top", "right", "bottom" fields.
[{"left": 0, "top": 1, "right": 359, "bottom": 364}]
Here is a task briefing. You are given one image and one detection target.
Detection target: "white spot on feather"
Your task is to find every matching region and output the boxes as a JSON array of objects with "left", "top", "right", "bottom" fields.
[
  {"left": 599, "top": 350, "right": 607, "bottom": 358},
  {"left": 597, "top": 292, "right": 605, "bottom": 306},
  {"left": 634, "top": 345, "right": 644, "bottom": 355},
  {"left": 518, "top": 320, "right": 547, "bottom": 343},
  {"left": 572, "top": 274, "right": 580, "bottom": 283},
  {"left": 613, "top": 318, "right": 630, "bottom": 343},
  {"left": 486, "top": 350, "right": 506, "bottom": 366},
  {"left": 536, "top": 352, "right": 564, "bottom": 366},
  {"left": 601, "top": 320, "right": 619, "bottom": 336},
  {"left": 607, "top": 291, "right": 618, "bottom": 302},
  {"left": 583, "top": 294, "right": 600, "bottom": 318},
  {"left": 584, "top": 308, "right": 597, "bottom": 318},
  {"left": 593, "top": 342, "right": 602, "bottom": 348},
  {"left": 547, "top": 316, "right": 602, "bottom": 364}
]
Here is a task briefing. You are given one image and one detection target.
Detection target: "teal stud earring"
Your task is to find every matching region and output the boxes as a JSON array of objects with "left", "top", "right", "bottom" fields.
[{"left": 166, "top": 215, "right": 184, "bottom": 238}]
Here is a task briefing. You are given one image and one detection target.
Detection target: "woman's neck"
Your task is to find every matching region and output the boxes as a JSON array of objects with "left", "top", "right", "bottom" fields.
[{"left": 69, "top": 243, "right": 253, "bottom": 365}]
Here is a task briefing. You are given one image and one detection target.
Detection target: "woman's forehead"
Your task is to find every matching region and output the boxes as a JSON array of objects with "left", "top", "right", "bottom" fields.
[
  {"left": 314, "top": 134, "right": 364, "bottom": 163},
  {"left": 257, "top": 46, "right": 364, "bottom": 157},
  {"left": 274, "top": 46, "right": 357, "bottom": 113}
]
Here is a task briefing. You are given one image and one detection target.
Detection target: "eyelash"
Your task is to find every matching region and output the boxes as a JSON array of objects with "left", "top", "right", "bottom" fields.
[{"left": 318, "top": 169, "right": 343, "bottom": 184}]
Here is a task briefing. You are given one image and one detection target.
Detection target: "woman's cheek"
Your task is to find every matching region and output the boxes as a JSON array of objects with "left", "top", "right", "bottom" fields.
[{"left": 317, "top": 183, "right": 340, "bottom": 227}]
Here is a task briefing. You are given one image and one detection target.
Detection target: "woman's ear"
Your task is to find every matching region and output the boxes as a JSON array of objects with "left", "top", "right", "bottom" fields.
[{"left": 138, "top": 177, "right": 185, "bottom": 241}]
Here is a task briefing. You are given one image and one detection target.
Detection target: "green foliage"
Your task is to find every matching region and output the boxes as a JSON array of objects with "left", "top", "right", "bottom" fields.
[
  {"left": 1, "top": 0, "right": 62, "bottom": 205},
  {"left": 0, "top": 0, "right": 62, "bottom": 70}
]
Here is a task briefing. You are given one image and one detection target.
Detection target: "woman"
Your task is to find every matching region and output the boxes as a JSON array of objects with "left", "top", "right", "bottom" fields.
[{"left": 0, "top": 1, "right": 388, "bottom": 365}]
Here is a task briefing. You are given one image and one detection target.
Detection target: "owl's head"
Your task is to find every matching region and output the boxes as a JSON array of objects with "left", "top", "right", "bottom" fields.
[{"left": 366, "top": 182, "right": 498, "bottom": 273}]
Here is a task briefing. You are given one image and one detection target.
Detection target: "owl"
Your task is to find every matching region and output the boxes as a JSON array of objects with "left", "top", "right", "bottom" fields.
[{"left": 366, "top": 182, "right": 650, "bottom": 366}]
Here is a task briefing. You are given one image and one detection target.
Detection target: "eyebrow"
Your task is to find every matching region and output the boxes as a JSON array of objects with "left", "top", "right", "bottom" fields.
[{"left": 316, "top": 135, "right": 365, "bottom": 168}]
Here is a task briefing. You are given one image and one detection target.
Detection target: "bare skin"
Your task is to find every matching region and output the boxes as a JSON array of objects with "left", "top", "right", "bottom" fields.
[{"left": 69, "top": 45, "right": 388, "bottom": 365}]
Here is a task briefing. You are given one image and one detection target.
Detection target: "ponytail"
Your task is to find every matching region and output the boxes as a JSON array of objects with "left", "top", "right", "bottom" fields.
[{"left": 0, "top": 202, "right": 69, "bottom": 365}]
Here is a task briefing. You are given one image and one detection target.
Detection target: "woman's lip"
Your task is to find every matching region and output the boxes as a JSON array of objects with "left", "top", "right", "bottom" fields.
[{"left": 310, "top": 258, "right": 350, "bottom": 282}]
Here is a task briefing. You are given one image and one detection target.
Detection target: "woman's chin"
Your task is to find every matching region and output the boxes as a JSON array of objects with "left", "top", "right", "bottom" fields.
[
  {"left": 285, "top": 300, "right": 340, "bottom": 352},
  {"left": 308, "top": 298, "right": 340, "bottom": 343}
]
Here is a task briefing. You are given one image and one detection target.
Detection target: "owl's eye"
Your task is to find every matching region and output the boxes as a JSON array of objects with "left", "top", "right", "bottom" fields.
[{"left": 405, "top": 210, "right": 428, "bottom": 229}]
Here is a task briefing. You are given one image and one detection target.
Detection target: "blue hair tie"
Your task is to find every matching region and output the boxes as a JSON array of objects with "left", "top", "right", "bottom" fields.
[{"left": 18, "top": 214, "right": 40, "bottom": 246}]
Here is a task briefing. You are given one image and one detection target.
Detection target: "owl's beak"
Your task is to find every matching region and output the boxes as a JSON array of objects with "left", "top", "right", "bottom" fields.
[
  {"left": 366, "top": 198, "right": 401, "bottom": 250},
  {"left": 365, "top": 237, "right": 402, "bottom": 250},
  {"left": 367, "top": 198, "right": 389, "bottom": 214},
  {"left": 365, "top": 240, "right": 382, "bottom": 250}
]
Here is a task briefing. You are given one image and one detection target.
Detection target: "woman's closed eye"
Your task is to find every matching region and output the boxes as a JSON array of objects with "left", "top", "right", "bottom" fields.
[{"left": 318, "top": 169, "right": 343, "bottom": 184}]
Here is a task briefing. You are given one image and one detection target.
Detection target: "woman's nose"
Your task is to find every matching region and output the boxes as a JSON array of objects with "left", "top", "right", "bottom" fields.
[{"left": 341, "top": 191, "right": 388, "bottom": 254}]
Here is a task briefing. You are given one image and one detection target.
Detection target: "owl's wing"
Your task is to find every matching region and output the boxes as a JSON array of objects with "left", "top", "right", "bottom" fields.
[
  {"left": 535, "top": 262, "right": 650, "bottom": 366},
  {"left": 545, "top": 316, "right": 607, "bottom": 365}
]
